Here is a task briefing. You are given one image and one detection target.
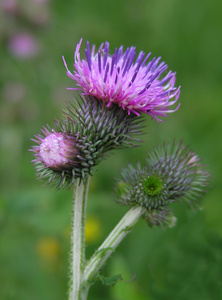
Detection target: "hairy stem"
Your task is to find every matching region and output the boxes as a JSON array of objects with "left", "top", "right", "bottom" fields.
[
  {"left": 82, "top": 206, "right": 145, "bottom": 289},
  {"left": 69, "top": 176, "right": 90, "bottom": 300}
]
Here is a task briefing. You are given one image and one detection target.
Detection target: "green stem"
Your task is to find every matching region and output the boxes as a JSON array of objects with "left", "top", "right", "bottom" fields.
[
  {"left": 82, "top": 206, "right": 145, "bottom": 290},
  {"left": 69, "top": 176, "right": 90, "bottom": 300}
]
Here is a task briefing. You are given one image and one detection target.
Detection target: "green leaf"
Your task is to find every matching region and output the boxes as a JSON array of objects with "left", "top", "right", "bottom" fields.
[{"left": 98, "top": 273, "right": 123, "bottom": 286}]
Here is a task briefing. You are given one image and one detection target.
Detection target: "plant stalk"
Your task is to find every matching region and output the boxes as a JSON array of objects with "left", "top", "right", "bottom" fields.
[
  {"left": 82, "top": 206, "right": 145, "bottom": 288},
  {"left": 69, "top": 176, "right": 90, "bottom": 300}
]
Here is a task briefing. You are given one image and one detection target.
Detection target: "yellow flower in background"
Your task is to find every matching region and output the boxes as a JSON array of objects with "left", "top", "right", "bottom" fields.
[
  {"left": 64, "top": 215, "right": 102, "bottom": 244},
  {"left": 85, "top": 216, "right": 102, "bottom": 244},
  {"left": 36, "top": 237, "right": 61, "bottom": 270}
]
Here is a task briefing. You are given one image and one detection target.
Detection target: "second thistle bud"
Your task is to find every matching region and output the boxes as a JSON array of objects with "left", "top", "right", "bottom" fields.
[{"left": 115, "top": 141, "right": 210, "bottom": 228}]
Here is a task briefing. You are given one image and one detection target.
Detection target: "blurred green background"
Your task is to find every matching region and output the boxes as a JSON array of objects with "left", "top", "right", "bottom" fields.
[{"left": 0, "top": 0, "right": 222, "bottom": 299}]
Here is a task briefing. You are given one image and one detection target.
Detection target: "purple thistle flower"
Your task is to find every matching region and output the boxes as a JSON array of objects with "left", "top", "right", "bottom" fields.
[
  {"left": 63, "top": 39, "right": 181, "bottom": 121},
  {"left": 30, "top": 127, "right": 78, "bottom": 172}
]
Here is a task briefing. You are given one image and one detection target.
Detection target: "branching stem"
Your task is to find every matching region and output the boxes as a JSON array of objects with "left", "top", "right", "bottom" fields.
[
  {"left": 82, "top": 206, "right": 145, "bottom": 291},
  {"left": 68, "top": 179, "right": 144, "bottom": 300}
]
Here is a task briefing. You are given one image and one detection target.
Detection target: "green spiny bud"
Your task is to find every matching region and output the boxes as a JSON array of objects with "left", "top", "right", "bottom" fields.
[{"left": 114, "top": 140, "right": 210, "bottom": 226}]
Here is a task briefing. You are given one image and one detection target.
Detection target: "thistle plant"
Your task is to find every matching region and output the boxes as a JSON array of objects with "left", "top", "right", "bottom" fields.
[{"left": 30, "top": 39, "right": 209, "bottom": 300}]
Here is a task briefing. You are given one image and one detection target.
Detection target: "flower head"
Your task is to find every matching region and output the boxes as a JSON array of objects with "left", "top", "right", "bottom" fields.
[
  {"left": 63, "top": 39, "right": 180, "bottom": 121},
  {"left": 115, "top": 141, "right": 210, "bottom": 227},
  {"left": 30, "top": 120, "right": 106, "bottom": 188},
  {"left": 30, "top": 125, "right": 81, "bottom": 188},
  {"left": 32, "top": 130, "right": 78, "bottom": 172}
]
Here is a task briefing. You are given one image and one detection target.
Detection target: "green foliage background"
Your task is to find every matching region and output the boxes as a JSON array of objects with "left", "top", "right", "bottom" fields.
[{"left": 1, "top": 0, "right": 222, "bottom": 299}]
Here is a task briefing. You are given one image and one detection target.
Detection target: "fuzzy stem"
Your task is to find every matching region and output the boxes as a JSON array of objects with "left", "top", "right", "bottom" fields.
[
  {"left": 69, "top": 176, "right": 90, "bottom": 300},
  {"left": 82, "top": 206, "right": 145, "bottom": 289}
]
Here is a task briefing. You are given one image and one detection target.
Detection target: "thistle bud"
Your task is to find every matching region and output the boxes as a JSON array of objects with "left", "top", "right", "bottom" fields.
[
  {"left": 115, "top": 141, "right": 210, "bottom": 227},
  {"left": 38, "top": 132, "right": 78, "bottom": 171},
  {"left": 145, "top": 140, "right": 210, "bottom": 207},
  {"left": 30, "top": 126, "right": 81, "bottom": 188}
]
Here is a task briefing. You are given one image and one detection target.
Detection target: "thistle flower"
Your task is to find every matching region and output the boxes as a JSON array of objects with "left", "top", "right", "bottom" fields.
[
  {"left": 30, "top": 95, "right": 144, "bottom": 188},
  {"left": 63, "top": 39, "right": 180, "bottom": 121},
  {"left": 115, "top": 141, "right": 210, "bottom": 227}
]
